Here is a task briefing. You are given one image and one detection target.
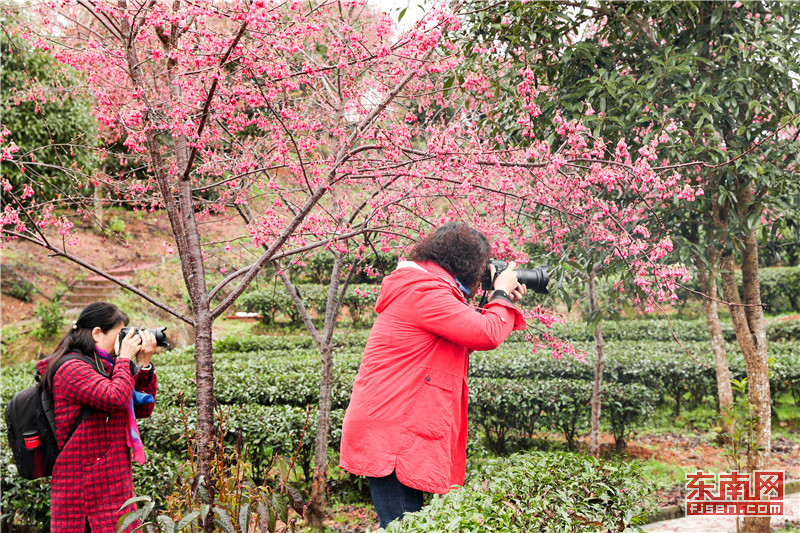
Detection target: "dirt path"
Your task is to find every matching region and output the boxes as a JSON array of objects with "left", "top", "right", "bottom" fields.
[{"left": 643, "top": 492, "right": 799, "bottom": 532}]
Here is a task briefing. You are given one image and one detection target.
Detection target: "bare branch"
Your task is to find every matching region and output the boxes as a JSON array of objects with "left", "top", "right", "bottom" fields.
[{"left": 5, "top": 231, "right": 195, "bottom": 326}]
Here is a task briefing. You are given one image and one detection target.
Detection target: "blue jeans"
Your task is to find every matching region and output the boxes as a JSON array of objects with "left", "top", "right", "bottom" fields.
[{"left": 367, "top": 471, "right": 424, "bottom": 529}]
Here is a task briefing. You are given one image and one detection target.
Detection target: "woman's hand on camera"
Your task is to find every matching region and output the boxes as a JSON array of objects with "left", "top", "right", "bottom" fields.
[
  {"left": 136, "top": 330, "right": 157, "bottom": 366},
  {"left": 493, "top": 261, "right": 520, "bottom": 295},
  {"left": 509, "top": 282, "right": 526, "bottom": 303},
  {"left": 117, "top": 328, "right": 141, "bottom": 361}
]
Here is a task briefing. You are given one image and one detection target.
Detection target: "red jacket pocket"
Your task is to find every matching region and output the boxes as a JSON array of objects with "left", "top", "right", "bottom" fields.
[{"left": 402, "top": 368, "right": 456, "bottom": 440}]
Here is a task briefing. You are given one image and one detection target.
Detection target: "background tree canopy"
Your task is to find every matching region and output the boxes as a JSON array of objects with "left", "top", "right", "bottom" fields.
[{"left": 1, "top": 28, "right": 98, "bottom": 205}]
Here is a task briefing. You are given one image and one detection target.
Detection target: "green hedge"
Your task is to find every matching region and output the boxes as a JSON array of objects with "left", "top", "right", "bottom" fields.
[
  {"left": 603, "top": 383, "right": 659, "bottom": 451},
  {"left": 213, "top": 329, "right": 371, "bottom": 353},
  {"left": 238, "top": 283, "right": 379, "bottom": 326},
  {"left": 469, "top": 378, "right": 658, "bottom": 452},
  {"left": 747, "top": 266, "right": 800, "bottom": 314},
  {"left": 546, "top": 318, "right": 799, "bottom": 343},
  {"left": 392, "top": 451, "right": 654, "bottom": 532},
  {"left": 471, "top": 340, "right": 800, "bottom": 416},
  {"left": 138, "top": 405, "right": 345, "bottom": 482},
  {"left": 212, "top": 318, "right": 797, "bottom": 352},
  {"left": 2, "top": 318, "right": 797, "bottom": 531}
]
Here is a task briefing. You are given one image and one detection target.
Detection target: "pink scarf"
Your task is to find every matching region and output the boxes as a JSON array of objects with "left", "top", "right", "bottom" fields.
[{"left": 95, "top": 348, "right": 146, "bottom": 464}]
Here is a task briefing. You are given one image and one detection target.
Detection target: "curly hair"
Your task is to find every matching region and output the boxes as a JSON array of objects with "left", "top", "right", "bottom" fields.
[{"left": 409, "top": 222, "right": 491, "bottom": 292}]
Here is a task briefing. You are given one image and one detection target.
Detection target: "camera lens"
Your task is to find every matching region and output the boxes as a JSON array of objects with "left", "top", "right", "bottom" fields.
[
  {"left": 516, "top": 265, "right": 549, "bottom": 295},
  {"left": 483, "top": 260, "right": 549, "bottom": 294}
]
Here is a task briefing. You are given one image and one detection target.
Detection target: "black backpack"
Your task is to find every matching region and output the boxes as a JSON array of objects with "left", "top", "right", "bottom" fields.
[{"left": 5, "top": 353, "right": 99, "bottom": 480}]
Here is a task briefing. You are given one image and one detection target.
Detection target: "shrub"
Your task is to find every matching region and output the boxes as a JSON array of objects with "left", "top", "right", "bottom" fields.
[
  {"left": 104, "top": 216, "right": 126, "bottom": 236},
  {"left": 213, "top": 330, "right": 371, "bottom": 353},
  {"left": 469, "top": 378, "right": 592, "bottom": 452},
  {"left": 132, "top": 450, "right": 184, "bottom": 506},
  {"left": 214, "top": 333, "right": 314, "bottom": 352},
  {"left": 33, "top": 292, "right": 66, "bottom": 340},
  {"left": 750, "top": 266, "right": 800, "bottom": 314},
  {"left": 391, "top": 451, "right": 655, "bottom": 532},
  {"left": 544, "top": 317, "right": 799, "bottom": 344},
  {"left": 538, "top": 379, "right": 593, "bottom": 450},
  {"left": 0, "top": 265, "right": 36, "bottom": 302},
  {"left": 238, "top": 285, "right": 297, "bottom": 325},
  {"left": 469, "top": 378, "right": 541, "bottom": 454},
  {"left": 602, "top": 383, "right": 659, "bottom": 451},
  {"left": 770, "top": 347, "right": 800, "bottom": 404},
  {"left": 138, "top": 405, "right": 345, "bottom": 482},
  {"left": 238, "top": 283, "right": 379, "bottom": 327},
  {"left": 767, "top": 319, "right": 800, "bottom": 342}
]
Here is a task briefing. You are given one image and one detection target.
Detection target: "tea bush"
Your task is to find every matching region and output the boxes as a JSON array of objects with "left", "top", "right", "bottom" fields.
[
  {"left": 138, "top": 404, "right": 345, "bottom": 482},
  {"left": 213, "top": 329, "right": 371, "bottom": 353},
  {"left": 391, "top": 451, "right": 654, "bottom": 532},
  {"left": 603, "top": 383, "right": 659, "bottom": 451},
  {"left": 238, "top": 283, "right": 379, "bottom": 326},
  {"left": 546, "top": 317, "right": 798, "bottom": 343},
  {"left": 2, "top": 318, "right": 797, "bottom": 531},
  {"left": 751, "top": 266, "right": 800, "bottom": 314}
]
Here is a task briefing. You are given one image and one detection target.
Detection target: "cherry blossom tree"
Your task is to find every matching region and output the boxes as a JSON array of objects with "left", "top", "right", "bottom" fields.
[{"left": 2, "top": 0, "right": 701, "bottom": 528}]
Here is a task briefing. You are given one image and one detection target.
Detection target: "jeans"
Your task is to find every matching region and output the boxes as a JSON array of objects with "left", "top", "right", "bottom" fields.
[{"left": 367, "top": 471, "right": 424, "bottom": 529}]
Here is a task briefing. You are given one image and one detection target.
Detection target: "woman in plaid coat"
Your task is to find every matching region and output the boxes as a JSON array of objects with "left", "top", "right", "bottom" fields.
[{"left": 37, "top": 302, "right": 159, "bottom": 532}]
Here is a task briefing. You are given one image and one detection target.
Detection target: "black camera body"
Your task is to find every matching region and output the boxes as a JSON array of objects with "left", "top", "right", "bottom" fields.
[
  {"left": 481, "top": 260, "right": 549, "bottom": 295},
  {"left": 119, "top": 326, "right": 170, "bottom": 348}
]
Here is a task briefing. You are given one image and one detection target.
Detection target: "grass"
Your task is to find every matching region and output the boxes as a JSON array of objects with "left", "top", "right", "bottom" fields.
[
  {"left": 645, "top": 391, "right": 800, "bottom": 441},
  {"left": 637, "top": 459, "right": 696, "bottom": 491},
  {"left": 774, "top": 396, "right": 800, "bottom": 442}
]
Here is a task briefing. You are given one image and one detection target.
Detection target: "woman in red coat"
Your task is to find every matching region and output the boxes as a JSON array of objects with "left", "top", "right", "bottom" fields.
[
  {"left": 37, "top": 302, "right": 159, "bottom": 532},
  {"left": 339, "top": 223, "right": 527, "bottom": 528}
]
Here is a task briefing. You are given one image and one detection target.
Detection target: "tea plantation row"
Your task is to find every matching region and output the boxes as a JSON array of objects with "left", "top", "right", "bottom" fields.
[{"left": 1, "top": 319, "right": 797, "bottom": 531}]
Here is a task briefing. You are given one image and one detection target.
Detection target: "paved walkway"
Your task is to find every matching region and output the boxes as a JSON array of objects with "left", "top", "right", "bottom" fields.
[{"left": 643, "top": 492, "right": 800, "bottom": 532}]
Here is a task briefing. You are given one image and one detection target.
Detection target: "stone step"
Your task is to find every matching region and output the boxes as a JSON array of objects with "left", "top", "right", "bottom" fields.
[
  {"left": 63, "top": 262, "right": 158, "bottom": 310},
  {"left": 70, "top": 285, "right": 119, "bottom": 296},
  {"left": 76, "top": 278, "right": 125, "bottom": 288},
  {"left": 64, "top": 294, "right": 117, "bottom": 307}
]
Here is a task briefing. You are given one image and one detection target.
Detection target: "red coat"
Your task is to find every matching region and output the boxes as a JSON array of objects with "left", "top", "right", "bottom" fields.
[
  {"left": 37, "top": 354, "right": 157, "bottom": 533},
  {"left": 339, "top": 261, "right": 525, "bottom": 494}
]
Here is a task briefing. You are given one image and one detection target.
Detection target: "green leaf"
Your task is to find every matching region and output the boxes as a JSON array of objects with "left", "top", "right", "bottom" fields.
[
  {"left": 175, "top": 511, "right": 200, "bottom": 531},
  {"left": 213, "top": 507, "right": 236, "bottom": 533},
  {"left": 199, "top": 505, "right": 211, "bottom": 525},
  {"left": 157, "top": 515, "right": 177, "bottom": 533},
  {"left": 272, "top": 493, "right": 288, "bottom": 524},
  {"left": 239, "top": 504, "right": 251, "bottom": 533},
  {"left": 116, "top": 503, "right": 154, "bottom": 533},
  {"left": 118, "top": 495, "right": 153, "bottom": 512}
]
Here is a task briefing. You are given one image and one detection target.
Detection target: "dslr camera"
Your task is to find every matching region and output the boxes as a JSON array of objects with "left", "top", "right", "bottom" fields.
[
  {"left": 481, "top": 260, "right": 549, "bottom": 295},
  {"left": 119, "top": 326, "right": 170, "bottom": 348}
]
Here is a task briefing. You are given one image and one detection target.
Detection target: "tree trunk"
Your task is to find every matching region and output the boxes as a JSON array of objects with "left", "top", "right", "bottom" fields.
[
  {"left": 193, "top": 313, "right": 216, "bottom": 529},
  {"left": 306, "top": 252, "right": 346, "bottom": 529},
  {"left": 697, "top": 261, "right": 733, "bottom": 434},
  {"left": 718, "top": 193, "right": 770, "bottom": 533},
  {"left": 588, "top": 272, "right": 606, "bottom": 456},
  {"left": 307, "top": 343, "right": 334, "bottom": 529}
]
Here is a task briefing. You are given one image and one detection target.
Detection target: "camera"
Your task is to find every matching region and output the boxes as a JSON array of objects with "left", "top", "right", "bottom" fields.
[
  {"left": 481, "top": 260, "right": 549, "bottom": 294},
  {"left": 119, "top": 326, "right": 170, "bottom": 348}
]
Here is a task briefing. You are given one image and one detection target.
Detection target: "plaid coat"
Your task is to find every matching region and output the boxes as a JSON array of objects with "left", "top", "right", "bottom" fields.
[{"left": 37, "top": 354, "right": 157, "bottom": 532}]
